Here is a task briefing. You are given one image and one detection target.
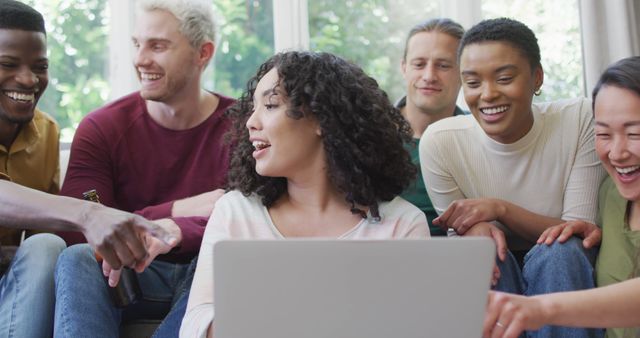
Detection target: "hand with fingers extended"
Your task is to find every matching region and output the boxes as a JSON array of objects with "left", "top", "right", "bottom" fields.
[
  {"left": 102, "top": 218, "right": 181, "bottom": 286},
  {"left": 536, "top": 220, "right": 601, "bottom": 249},
  {"left": 433, "top": 198, "right": 506, "bottom": 235},
  {"left": 82, "top": 204, "right": 180, "bottom": 272},
  {"left": 465, "top": 222, "right": 508, "bottom": 286},
  {"left": 483, "top": 291, "right": 549, "bottom": 338}
]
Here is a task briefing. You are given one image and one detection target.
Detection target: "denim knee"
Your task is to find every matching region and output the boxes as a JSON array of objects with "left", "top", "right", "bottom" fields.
[
  {"left": 56, "top": 244, "right": 95, "bottom": 268},
  {"left": 524, "top": 236, "right": 595, "bottom": 271},
  {"left": 15, "top": 234, "right": 66, "bottom": 272},
  {"left": 522, "top": 236, "right": 596, "bottom": 294}
]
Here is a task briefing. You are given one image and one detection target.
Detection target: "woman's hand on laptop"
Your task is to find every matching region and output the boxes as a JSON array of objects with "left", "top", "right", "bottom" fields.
[
  {"left": 434, "top": 198, "right": 507, "bottom": 234},
  {"left": 536, "top": 220, "right": 601, "bottom": 248}
]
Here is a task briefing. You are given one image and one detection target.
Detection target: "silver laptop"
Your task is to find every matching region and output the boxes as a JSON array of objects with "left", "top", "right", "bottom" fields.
[{"left": 214, "top": 238, "right": 495, "bottom": 338}]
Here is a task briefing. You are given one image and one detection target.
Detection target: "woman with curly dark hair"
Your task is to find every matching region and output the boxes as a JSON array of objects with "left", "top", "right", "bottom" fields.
[{"left": 180, "top": 51, "right": 429, "bottom": 337}]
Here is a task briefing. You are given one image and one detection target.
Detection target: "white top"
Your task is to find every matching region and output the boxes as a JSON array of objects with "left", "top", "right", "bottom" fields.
[
  {"left": 419, "top": 98, "right": 606, "bottom": 249},
  {"left": 180, "top": 190, "right": 429, "bottom": 338}
]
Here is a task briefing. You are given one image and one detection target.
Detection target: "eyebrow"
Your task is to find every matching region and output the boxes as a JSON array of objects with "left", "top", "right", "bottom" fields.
[
  {"left": 260, "top": 88, "right": 277, "bottom": 98},
  {"left": 132, "top": 37, "right": 172, "bottom": 45},
  {"left": 461, "top": 64, "right": 518, "bottom": 76},
  {"left": 596, "top": 121, "right": 640, "bottom": 127},
  {"left": 0, "top": 55, "right": 48, "bottom": 62},
  {"left": 148, "top": 38, "right": 171, "bottom": 44},
  {"left": 409, "top": 57, "right": 454, "bottom": 62}
]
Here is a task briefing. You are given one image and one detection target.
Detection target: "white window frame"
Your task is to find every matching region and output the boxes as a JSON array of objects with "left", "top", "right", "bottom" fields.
[
  {"left": 273, "top": 0, "right": 309, "bottom": 52},
  {"left": 108, "top": 0, "right": 138, "bottom": 100}
]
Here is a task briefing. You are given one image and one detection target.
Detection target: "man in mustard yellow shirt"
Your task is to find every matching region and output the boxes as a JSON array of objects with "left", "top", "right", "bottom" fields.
[
  {"left": 0, "top": 2, "right": 65, "bottom": 336},
  {"left": 0, "top": 0, "right": 60, "bottom": 247},
  {"left": 0, "top": 108, "right": 59, "bottom": 245},
  {"left": 0, "top": 108, "right": 59, "bottom": 193}
]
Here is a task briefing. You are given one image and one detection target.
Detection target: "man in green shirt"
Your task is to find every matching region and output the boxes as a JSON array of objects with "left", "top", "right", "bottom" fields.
[{"left": 397, "top": 18, "right": 466, "bottom": 236}]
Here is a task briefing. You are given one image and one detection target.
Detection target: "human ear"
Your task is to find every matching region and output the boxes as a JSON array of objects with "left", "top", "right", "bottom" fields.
[
  {"left": 198, "top": 41, "right": 215, "bottom": 67},
  {"left": 533, "top": 66, "right": 544, "bottom": 93}
]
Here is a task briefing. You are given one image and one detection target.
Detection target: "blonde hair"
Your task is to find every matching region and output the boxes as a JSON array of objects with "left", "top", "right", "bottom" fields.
[{"left": 137, "top": 0, "right": 216, "bottom": 48}]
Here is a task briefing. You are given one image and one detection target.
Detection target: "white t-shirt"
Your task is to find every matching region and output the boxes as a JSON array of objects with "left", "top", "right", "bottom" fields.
[
  {"left": 419, "top": 98, "right": 606, "bottom": 249},
  {"left": 180, "top": 190, "right": 429, "bottom": 338}
]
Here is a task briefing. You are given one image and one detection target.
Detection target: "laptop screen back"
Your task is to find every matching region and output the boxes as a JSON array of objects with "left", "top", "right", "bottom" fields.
[{"left": 214, "top": 238, "right": 495, "bottom": 338}]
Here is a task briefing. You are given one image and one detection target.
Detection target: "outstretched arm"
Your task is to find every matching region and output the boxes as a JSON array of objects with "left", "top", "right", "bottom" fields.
[
  {"left": 0, "top": 181, "right": 177, "bottom": 269},
  {"left": 483, "top": 278, "right": 640, "bottom": 338}
]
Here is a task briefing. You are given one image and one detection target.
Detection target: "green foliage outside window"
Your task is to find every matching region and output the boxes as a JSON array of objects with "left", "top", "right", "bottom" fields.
[
  {"left": 206, "top": 0, "right": 274, "bottom": 98},
  {"left": 308, "top": 0, "right": 440, "bottom": 103},
  {"left": 26, "top": 0, "right": 109, "bottom": 141}
]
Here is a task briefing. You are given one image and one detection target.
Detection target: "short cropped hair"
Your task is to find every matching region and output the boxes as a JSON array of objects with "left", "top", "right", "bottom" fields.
[
  {"left": 459, "top": 18, "right": 540, "bottom": 70},
  {"left": 592, "top": 56, "right": 640, "bottom": 111},
  {"left": 138, "top": 0, "right": 216, "bottom": 48},
  {"left": 0, "top": 0, "right": 45, "bottom": 35},
  {"left": 226, "top": 51, "right": 416, "bottom": 218},
  {"left": 403, "top": 18, "right": 464, "bottom": 61}
]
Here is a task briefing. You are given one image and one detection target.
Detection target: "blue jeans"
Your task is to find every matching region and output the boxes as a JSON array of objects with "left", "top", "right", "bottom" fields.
[
  {"left": 53, "top": 244, "right": 190, "bottom": 338},
  {"left": 152, "top": 256, "right": 198, "bottom": 338},
  {"left": 0, "top": 234, "right": 66, "bottom": 338},
  {"left": 495, "top": 237, "right": 603, "bottom": 338}
]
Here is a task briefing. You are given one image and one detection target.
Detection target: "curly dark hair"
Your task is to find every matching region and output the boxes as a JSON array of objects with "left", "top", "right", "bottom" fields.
[
  {"left": 458, "top": 18, "right": 540, "bottom": 70},
  {"left": 226, "top": 51, "right": 416, "bottom": 218}
]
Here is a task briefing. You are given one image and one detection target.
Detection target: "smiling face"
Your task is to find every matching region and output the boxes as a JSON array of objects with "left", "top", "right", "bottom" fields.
[
  {"left": 245, "top": 68, "right": 325, "bottom": 179},
  {"left": 460, "top": 41, "right": 543, "bottom": 144},
  {"left": 0, "top": 28, "right": 48, "bottom": 124},
  {"left": 132, "top": 9, "right": 202, "bottom": 103},
  {"left": 595, "top": 85, "right": 640, "bottom": 202},
  {"left": 401, "top": 31, "right": 461, "bottom": 117}
]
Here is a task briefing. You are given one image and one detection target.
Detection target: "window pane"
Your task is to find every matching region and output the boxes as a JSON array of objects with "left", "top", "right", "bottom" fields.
[
  {"left": 27, "top": 0, "right": 110, "bottom": 142},
  {"left": 482, "top": 0, "right": 584, "bottom": 101},
  {"left": 206, "top": 0, "right": 274, "bottom": 98},
  {"left": 308, "top": 0, "right": 440, "bottom": 102}
]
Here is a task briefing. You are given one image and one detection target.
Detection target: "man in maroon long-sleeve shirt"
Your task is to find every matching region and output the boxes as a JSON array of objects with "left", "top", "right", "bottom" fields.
[{"left": 52, "top": 1, "right": 233, "bottom": 336}]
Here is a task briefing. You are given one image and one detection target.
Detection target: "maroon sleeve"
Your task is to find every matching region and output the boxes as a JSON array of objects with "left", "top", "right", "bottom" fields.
[
  {"left": 60, "top": 116, "right": 115, "bottom": 204},
  {"left": 135, "top": 201, "right": 174, "bottom": 220},
  {"left": 58, "top": 115, "right": 116, "bottom": 245}
]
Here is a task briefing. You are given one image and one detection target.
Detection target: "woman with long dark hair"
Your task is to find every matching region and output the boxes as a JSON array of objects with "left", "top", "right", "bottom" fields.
[{"left": 180, "top": 51, "right": 429, "bottom": 337}]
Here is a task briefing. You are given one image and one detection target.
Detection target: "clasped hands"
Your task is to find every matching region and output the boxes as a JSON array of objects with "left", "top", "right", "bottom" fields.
[
  {"left": 98, "top": 218, "right": 181, "bottom": 287},
  {"left": 94, "top": 189, "right": 224, "bottom": 286}
]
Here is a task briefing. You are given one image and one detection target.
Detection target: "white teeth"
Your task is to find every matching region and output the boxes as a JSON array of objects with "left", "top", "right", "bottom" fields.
[
  {"left": 615, "top": 166, "right": 640, "bottom": 174},
  {"left": 140, "top": 73, "right": 162, "bottom": 80},
  {"left": 252, "top": 141, "right": 270, "bottom": 150},
  {"left": 481, "top": 105, "right": 509, "bottom": 115},
  {"left": 4, "top": 91, "right": 35, "bottom": 103}
]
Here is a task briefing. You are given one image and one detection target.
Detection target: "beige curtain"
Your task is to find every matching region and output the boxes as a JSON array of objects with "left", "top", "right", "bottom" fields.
[{"left": 580, "top": 0, "right": 640, "bottom": 95}]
